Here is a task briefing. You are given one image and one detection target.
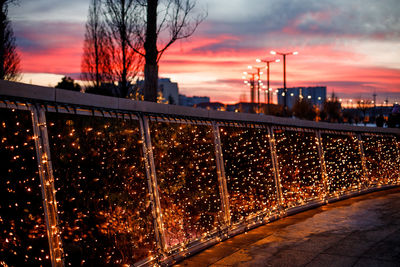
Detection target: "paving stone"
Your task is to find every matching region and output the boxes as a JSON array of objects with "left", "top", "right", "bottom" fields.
[
  {"left": 323, "top": 237, "right": 375, "bottom": 257},
  {"left": 346, "top": 224, "right": 400, "bottom": 242},
  {"left": 211, "top": 249, "right": 254, "bottom": 266},
  {"left": 305, "top": 253, "right": 357, "bottom": 267},
  {"left": 388, "top": 211, "right": 400, "bottom": 220},
  {"left": 290, "top": 233, "right": 346, "bottom": 253},
  {"left": 176, "top": 187, "right": 400, "bottom": 266},
  {"left": 353, "top": 258, "right": 399, "bottom": 267},
  {"left": 362, "top": 236, "right": 400, "bottom": 261},
  {"left": 251, "top": 234, "right": 294, "bottom": 250},
  {"left": 182, "top": 242, "right": 240, "bottom": 265},
  {"left": 222, "top": 232, "right": 272, "bottom": 248},
  {"left": 260, "top": 249, "right": 316, "bottom": 267}
]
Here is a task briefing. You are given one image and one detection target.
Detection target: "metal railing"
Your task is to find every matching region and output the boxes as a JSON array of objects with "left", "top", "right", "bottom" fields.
[{"left": 0, "top": 80, "right": 399, "bottom": 266}]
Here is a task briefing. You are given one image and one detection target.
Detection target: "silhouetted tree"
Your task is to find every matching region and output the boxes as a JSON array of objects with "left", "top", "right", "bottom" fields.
[
  {"left": 342, "top": 109, "right": 355, "bottom": 124},
  {"left": 376, "top": 114, "right": 385, "bottom": 127},
  {"left": 0, "top": 0, "right": 20, "bottom": 81},
  {"left": 55, "top": 76, "right": 82, "bottom": 92},
  {"left": 103, "top": 0, "right": 142, "bottom": 98},
  {"left": 292, "top": 99, "right": 316, "bottom": 121},
  {"left": 81, "top": 0, "right": 112, "bottom": 92},
  {"left": 129, "top": 0, "right": 206, "bottom": 102},
  {"left": 322, "top": 93, "right": 341, "bottom": 123},
  {"left": 357, "top": 100, "right": 371, "bottom": 125}
]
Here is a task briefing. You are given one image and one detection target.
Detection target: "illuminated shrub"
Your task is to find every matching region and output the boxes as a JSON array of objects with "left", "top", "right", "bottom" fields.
[
  {"left": 362, "top": 134, "right": 400, "bottom": 185},
  {"left": 47, "top": 113, "right": 156, "bottom": 266},
  {"left": 322, "top": 133, "right": 366, "bottom": 195},
  {"left": 0, "top": 108, "right": 50, "bottom": 266},
  {"left": 150, "top": 121, "right": 223, "bottom": 248},
  {"left": 219, "top": 126, "right": 278, "bottom": 224},
  {"left": 274, "top": 129, "right": 324, "bottom": 208}
]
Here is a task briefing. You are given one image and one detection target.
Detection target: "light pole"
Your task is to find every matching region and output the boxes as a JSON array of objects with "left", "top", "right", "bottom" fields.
[
  {"left": 247, "top": 66, "right": 264, "bottom": 113},
  {"left": 242, "top": 70, "right": 258, "bottom": 107},
  {"left": 270, "top": 50, "right": 298, "bottom": 113},
  {"left": 256, "top": 58, "right": 280, "bottom": 114}
]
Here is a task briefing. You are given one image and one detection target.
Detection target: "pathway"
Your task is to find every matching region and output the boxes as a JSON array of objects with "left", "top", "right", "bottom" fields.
[{"left": 176, "top": 187, "right": 400, "bottom": 267}]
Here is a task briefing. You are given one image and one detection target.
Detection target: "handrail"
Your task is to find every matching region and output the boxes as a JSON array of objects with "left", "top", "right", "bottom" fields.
[{"left": 1, "top": 80, "right": 399, "bottom": 135}]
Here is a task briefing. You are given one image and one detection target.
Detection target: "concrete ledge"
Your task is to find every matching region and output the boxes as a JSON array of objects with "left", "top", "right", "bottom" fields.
[
  {"left": 1, "top": 81, "right": 400, "bottom": 135},
  {"left": 168, "top": 104, "right": 209, "bottom": 118},
  {"left": 0, "top": 80, "right": 55, "bottom": 102},
  {"left": 56, "top": 89, "right": 119, "bottom": 109},
  {"left": 134, "top": 99, "right": 170, "bottom": 114},
  {"left": 117, "top": 98, "right": 138, "bottom": 111}
]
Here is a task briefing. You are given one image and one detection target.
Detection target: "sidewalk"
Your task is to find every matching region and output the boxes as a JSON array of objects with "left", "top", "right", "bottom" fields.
[{"left": 176, "top": 187, "right": 400, "bottom": 267}]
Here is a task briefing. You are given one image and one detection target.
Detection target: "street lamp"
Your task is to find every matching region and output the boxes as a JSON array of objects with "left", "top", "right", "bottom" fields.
[
  {"left": 242, "top": 70, "right": 259, "bottom": 106},
  {"left": 270, "top": 50, "right": 298, "bottom": 112},
  {"left": 248, "top": 65, "right": 264, "bottom": 113},
  {"left": 255, "top": 58, "right": 280, "bottom": 114}
]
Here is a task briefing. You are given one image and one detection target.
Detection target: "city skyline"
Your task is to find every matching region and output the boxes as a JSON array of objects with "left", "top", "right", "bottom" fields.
[{"left": 9, "top": 0, "right": 400, "bottom": 104}]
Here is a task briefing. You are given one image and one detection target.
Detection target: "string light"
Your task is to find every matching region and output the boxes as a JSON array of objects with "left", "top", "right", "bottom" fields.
[
  {"left": 46, "top": 113, "right": 156, "bottom": 265},
  {"left": 150, "top": 121, "right": 223, "bottom": 248},
  {"left": 1, "top": 105, "right": 400, "bottom": 266},
  {"left": 274, "top": 129, "right": 324, "bottom": 208},
  {"left": 219, "top": 125, "right": 278, "bottom": 223},
  {"left": 0, "top": 108, "right": 51, "bottom": 266},
  {"left": 362, "top": 134, "right": 400, "bottom": 186},
  {"left": 321, "top": 132, "right": 366, "bottom": 195}
]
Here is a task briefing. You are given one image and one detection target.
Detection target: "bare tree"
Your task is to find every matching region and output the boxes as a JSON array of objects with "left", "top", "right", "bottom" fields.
[
  {"left": 127, "top": 0, "right": 206, "bottom": 102},
  {"left": 103, "top": 0, "right": 142, "bottom": 98},
  {"left": 81, "top": 0, "right": 112, "bottom": 92},
  {"left": 87, "top": 0, "right": 205, "bottom": 100},
  {"left": 357, "top": 100, "right": 372, "bottom": 125},
  {"left": 0, "top": 0, "right": 20, "bottom": 81},
  {"left": 292, "top": 98, "right": 316, "bottom": 121},
  {"left": 322, "top": 93, "right": 342, "bottom": 123}
]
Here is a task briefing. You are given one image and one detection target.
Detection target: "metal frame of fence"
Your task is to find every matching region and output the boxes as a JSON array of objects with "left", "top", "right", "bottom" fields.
[{"left": 1, "top": 81, "right": 400, "bottom": 266}]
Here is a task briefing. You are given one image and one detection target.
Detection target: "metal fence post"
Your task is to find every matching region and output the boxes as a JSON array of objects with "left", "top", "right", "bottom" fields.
[
  {"left": 391, "top": 135, "right": 400, "bottom": 184},
  {"left": 212, "top": 122, "right": 231, "bottom": 227},
  {"left": 356, "top": 133, "right": 368, "bottom": 189},
  {"left": 31, "top": 105, "right": 64, "bottom": 267},
  {"left": 139, "top": 115, "right": 167, "bottom": 255},
  {"left": 316, "top": 130, "right": 329, "bottom": 199},
  {"left": 268, "top": 126, "right": 284, "bottom": 210}
]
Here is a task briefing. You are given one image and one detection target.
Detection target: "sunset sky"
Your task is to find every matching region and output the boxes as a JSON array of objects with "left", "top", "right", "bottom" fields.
[{"left": 9, "top": 0, "right": 400, "bottom": 104}]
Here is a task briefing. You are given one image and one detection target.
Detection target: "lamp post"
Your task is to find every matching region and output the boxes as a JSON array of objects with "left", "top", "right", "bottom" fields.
[
  {"left": 247, "top": 66, "right": 264, "bottom": 113},
  {"left": 256, "top": 58, "right": 280, "bottom": 114},
  {"left": 270, "top": 50, "right": 298, "bottom": 113},
  {"left": 242, "top": 71, "right": 258, "bottom": 106}
]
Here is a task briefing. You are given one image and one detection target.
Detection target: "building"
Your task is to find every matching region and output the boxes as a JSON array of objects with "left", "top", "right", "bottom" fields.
[
  {"left": 136, "top": 78, "right": 179, "bottom": 104},
  {"left": 179, "top": 94, "right": 210, "bottom": 107},
  {"left": 277, "top": 86, "right": 326, "bottom": 109},
  {"left": 158, "top": 78, "right": 179, "bottom": 104}
]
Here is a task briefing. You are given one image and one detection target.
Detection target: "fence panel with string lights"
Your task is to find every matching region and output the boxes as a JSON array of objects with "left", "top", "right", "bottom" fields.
[{"left": 1, "top": 82, "right": 400, "bottom": 266}]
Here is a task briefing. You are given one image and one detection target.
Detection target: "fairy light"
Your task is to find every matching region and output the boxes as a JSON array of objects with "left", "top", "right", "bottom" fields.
[
  {"left": 1, "top": 104, "right": 400, "bottom": 266},
  {"left": 321, "top": 132, "right": 366, "bottom": 195},
  {"left": 150, "top": 121, "right": 223, "bottom": 248},
  {"left": 0, "top": 108, "right": 51, "bottom": 266},
  {"left": 46, "top": 113, "right": 157, "bottom": 265},
  {"left": 362, "top": 134, "right": 400, "bottom": 186},
  {"left": 219, "top": 125, "right": 278, "bottom": 224},
  {"left": 274, "top": 128, "right": 324, "bottom": 208}
]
